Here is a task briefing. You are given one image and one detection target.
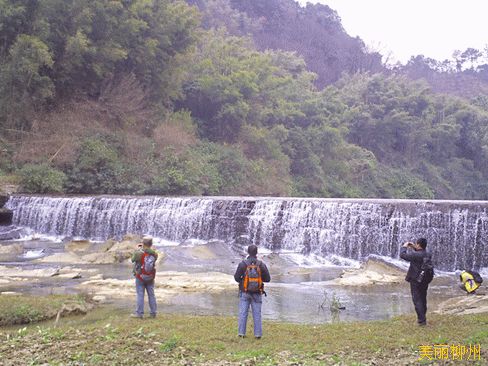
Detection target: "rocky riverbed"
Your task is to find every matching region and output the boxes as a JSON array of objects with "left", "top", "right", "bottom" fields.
[{"left": 0, "top": 234, "right": 486, "bottom": 323}]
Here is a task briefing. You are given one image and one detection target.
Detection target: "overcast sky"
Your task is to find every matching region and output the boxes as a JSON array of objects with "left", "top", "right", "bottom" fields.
[{"left": 297, "top": 0, "right": 488, "bottom": 64}]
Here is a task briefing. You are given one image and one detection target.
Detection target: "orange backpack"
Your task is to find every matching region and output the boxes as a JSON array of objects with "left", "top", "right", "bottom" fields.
[{"left": 243, "top": 260, "right": 263, "bottom": 294}]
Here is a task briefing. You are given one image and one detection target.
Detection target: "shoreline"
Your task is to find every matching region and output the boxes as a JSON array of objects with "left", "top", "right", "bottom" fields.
[{"left": 0, "top": 295, "right": 486, "bottom": 365}]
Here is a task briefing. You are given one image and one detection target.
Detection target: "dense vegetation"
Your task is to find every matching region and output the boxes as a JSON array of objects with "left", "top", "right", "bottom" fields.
[{"left": 1, "top": 0, "right": 488, "bottom": 199}]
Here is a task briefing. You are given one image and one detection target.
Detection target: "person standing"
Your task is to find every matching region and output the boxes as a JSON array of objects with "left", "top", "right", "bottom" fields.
[
  {"left": 131, "top": 236, "right": 158, "bottom": 318},
  {"left": 400, "top": 238, "right": 434, "bottom": 326},
  {"left": 234, "top": 245, "right": 271, "bottom": 338}
]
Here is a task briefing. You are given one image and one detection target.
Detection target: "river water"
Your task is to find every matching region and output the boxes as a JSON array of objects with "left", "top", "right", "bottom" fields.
[
  {"left": 6, "top": 195, "right": 488, "bottom": 271},
  {"left": 0, "top": 235, "right": 462, "bottom": 324},
  {"left": 3, "top": 194, "right": 487, "bottom": 323}
]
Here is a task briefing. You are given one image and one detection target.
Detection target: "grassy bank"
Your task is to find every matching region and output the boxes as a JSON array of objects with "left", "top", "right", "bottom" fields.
[
  {"left": 0, "top": 294, "right": 90, "bottom": 326},
  {"left": 0, "top": 296, "right": 486, "bottom": 365}
]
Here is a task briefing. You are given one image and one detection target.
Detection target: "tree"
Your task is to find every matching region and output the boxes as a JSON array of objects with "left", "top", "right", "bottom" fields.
[
  {"left": 66, "top": 137, "right": 125, "bottom": 194},
  {"left": 0, "top": 34, "right": 53, "bottom": 129}
]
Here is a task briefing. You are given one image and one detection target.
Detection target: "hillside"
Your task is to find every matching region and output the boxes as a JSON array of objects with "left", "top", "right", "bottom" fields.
[
  {"left": 1, "top": 0, "right": 488, "bottom": 199},
  {"left": 190, "top": 0, "right": 488, "bottom": 98},
  {"left": 188, "top": 0, "right": 384, "bottom": 87}
]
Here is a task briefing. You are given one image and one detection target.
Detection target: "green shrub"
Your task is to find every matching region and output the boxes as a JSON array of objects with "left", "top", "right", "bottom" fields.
[
  {"left": 18, "top": 163, "right": 66, "bottom": 193},
  {"left": 66, "top": 137, "right": 125, "bottom": 194}
]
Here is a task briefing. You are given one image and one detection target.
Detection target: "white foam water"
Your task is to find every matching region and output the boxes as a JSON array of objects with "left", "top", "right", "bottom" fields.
[
  {"left": 276, "top": 252, "right": 361, "bottom": 268},
  {"left": 6, "top": 195, "right": 488, "bottom": 271},
  {"left": 21, "top": 249, "right": 46, "bottom": 259}
]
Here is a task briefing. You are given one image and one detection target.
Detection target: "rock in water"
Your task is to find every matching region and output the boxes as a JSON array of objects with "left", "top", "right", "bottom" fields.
[
  {"left": 330, "top": 257, "right": 406, "bottom": 286},
  {"left": 0, "top": 226, "right": 26, "bottom": 240},
  {"left": 0, "top": 243, "right": 23, "bottom": 255},
  {"left": 64, "top": 240, "right": 92, "bottom": 252}
]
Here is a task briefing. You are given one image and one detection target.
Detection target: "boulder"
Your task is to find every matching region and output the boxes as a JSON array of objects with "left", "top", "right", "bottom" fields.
[
  {"left": 50, "top": 301, "right": 95, "bottom": 323},
  {"left": 57, "top": 301, "right": 94, "bottom": 316},
  {"left": 0, "top": 208, "right": 13, "bottom": 225},
  {"left": 53, "top": 267, "right": 84, "bottom": 279},
  {"left": 0, "top": 194, "right": 8, "bottom": 208},
  {"left": 435, "top": 293, "right": 488, "bottom": 315},
  {"left": 0, "top": 227, "right": 26, "bottom": 241},
  {"left": 122, "top": 233, "right": 142, "bottom": 242},
  {"left": 329, "top": 258, "right": 406, "bottom": 286},
  {"left": 0, "top": 243, "right": 23, "bottom": 255},
  {"left": 37, "top": 252, "right": 84, "bottom": 264},
  {"left": 0, "top": 184, "right": 18, "bottom": 196},
  {"left": 80, "top": 236, "right": 141, "bottom": 264},
  {"left": 41, "top": 235, "right": 163, "bottom": 265},
  {"left": 98, "top": 238, "right": 117, "bottom": 252},
  {"left": 81, "top": 252, "right": 118, "bottom": 264},
  {"left": 0, "top": 265, "right": 96, "bottom": 281},
  {"left": 78, "top": 271, "right": 235, "bottom": 300},
  {"left": 64, "top": 240, "right": 92, "bottom": 252},
  {"left": 0, "top": 265, "right": 59, "bottom": 278},
  {"left": 92, "top": 295, "right": 107, "bottom": 303}
]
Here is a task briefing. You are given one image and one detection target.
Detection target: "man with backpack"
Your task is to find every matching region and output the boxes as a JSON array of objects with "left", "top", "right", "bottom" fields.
[
  {"left": 400, "top": 238, "right": 434, "bottom": 326},
  {"left": 458, "top": 270, "right": 483, "bottom": 294},
  {"left": 234, "top": 244, "right": 271, "bottom": 339},
  {"left": 131, "top": 236, "right": 158, "bottom": 318}
]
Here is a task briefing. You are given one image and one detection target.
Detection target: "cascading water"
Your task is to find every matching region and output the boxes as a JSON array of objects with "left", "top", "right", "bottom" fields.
[
  {"left": 5, "top": 196, "right": 253, "bottom": 243},
  {"left": 6, "top": 195, "right": 488, "bottom": 271}
]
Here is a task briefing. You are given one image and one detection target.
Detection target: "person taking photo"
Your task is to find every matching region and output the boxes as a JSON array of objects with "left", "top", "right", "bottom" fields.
[{"left": 400, "top": 238, "right": 434, "bottom": 326}]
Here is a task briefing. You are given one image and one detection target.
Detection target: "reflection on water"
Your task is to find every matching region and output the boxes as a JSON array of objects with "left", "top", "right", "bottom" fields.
[
  {"left": 0, "top": 238, "right": 460, "bottom": 324},
  {"left": 145, "top": 282, "right": 455, "bottom": 324}
]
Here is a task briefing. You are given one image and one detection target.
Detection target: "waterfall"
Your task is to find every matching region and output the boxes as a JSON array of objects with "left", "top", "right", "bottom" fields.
[{"left": 6, "top": 195, "right": 488, "bottom": 271}]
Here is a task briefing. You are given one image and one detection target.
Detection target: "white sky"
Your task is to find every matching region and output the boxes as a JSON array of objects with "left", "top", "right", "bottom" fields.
[{"left": 297, "top": 0, "right": 488, "bottom": 64}]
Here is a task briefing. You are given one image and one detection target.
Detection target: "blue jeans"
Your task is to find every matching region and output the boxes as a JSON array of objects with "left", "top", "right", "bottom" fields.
[
  {"left": 238, "top": 292, "right": 262, "bottom": 337},
  {"left": 135, "top": 278, "right": 157, "bottom": 317}
]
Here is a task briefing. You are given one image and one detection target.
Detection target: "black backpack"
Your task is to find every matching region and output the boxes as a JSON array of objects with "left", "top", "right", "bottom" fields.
[
  {"left": 468, "top": 270, "right": 483, "bottom": 284},
  {"left": 417, "top": 256, "right": 434, "bottom": 284}
]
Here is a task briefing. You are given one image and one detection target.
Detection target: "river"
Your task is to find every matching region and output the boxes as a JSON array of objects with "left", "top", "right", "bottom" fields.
[{"left": 1, "top": 194, "right": 487, "bottom": 323}]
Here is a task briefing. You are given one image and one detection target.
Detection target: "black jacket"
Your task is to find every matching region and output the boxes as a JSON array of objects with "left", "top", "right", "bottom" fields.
[
  {"left": 400, "top": 247, "right": 432, "bottom": 283},
  {"left": 234, "top": 256, "right": 271, "bottom": 292}
]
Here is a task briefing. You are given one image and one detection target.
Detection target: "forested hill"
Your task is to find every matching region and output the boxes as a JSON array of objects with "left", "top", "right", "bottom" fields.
[
  {"left": 192, "top": 0, "right": 488, "bottom": 97},
  {"left": 188, "top": 0, "right": 384, "bottom": 87},
  {"left": 1, "top": 0, "right": 488, "bottom": 200}
]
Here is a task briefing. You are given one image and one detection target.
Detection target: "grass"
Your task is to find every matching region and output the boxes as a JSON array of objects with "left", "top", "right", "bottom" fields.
[
  {"left": 0, "top": 173, "right": 20, "bottom": 186},
  {"left": 0, "top": 294, "right": 88, "bottom": 326},
  {"left": 0, "top": 295, "right": 486, "bottom": 365}
]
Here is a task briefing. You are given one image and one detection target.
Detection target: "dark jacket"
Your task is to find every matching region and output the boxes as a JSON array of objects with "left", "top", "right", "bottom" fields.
[
  {"left": 400, "top": 247, "right": 432, "bottom": 283},
  {"left": 234, "top": 256, "right": 271, "bottom": 292}
]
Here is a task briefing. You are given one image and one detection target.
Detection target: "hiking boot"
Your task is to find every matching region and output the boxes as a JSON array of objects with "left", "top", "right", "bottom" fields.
[
  {"left": 130, "top": 314, "right": 143, "bottom": 319},
  {"left": 238, "top": 334, "right": 246, "bottom": 338},
  {"left": 418, "top": 321, "right": 426, "bottom": 326},
  {"left": 255, "top": 336, "right": 261, "bottom": 339},
  {"left": 149, "top": 314, "right": 157, "bottom": 318}
]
